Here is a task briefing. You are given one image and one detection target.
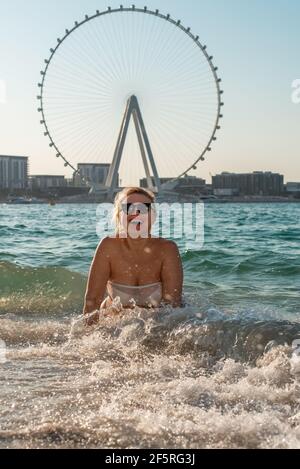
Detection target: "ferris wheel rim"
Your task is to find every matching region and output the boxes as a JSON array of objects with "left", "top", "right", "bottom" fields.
[{"left": 37, "top": 5, "right": 224, "bottom": 182}]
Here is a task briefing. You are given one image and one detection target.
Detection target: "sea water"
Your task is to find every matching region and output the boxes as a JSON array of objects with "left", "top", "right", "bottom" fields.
[{"left": 0, "top": 202, "right": 299, "bottom": 448}]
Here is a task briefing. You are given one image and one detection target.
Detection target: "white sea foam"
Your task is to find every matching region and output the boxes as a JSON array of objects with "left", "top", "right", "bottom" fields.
[{"left": 1, "top": 306, "right": 300, "bottom": 448}]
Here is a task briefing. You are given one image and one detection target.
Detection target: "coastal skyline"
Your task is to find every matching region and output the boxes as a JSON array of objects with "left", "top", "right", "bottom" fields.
[
  {"left": 0, "top": 0, "right": 300, "bottom": 184},
  {"left": 1, "top": 154, "right": 297, "bottom": 202},
  {"left": 0, "top": 154, "right": 300, "bottom": 189}
]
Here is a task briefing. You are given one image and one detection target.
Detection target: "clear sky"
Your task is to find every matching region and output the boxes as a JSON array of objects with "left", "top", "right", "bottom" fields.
[{"left": 0, "top": 0, "right": 299, "bottom": 184}]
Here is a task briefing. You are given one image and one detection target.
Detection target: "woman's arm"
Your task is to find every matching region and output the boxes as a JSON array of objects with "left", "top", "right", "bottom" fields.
[
  {"left": 161, "top": 241, "right": 183, "bottom": 307},
  {"left": 83, "top": 237, "right": 111, "bottom": 323}
]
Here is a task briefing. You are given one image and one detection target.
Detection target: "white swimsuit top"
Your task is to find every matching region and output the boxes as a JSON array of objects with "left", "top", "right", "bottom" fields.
[{"left": 107, "top": 281, "right": 163, "bottom": 307}]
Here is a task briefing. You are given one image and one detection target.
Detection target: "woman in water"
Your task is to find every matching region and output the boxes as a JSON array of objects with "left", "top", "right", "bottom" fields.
[{"left": 83, "top": 187, "right": 183, "bottom": 324}]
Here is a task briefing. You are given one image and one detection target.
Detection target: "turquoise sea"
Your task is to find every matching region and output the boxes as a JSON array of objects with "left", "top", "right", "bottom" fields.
[{"left": 0, "top": 202, "right": 300, "bottom": 448}]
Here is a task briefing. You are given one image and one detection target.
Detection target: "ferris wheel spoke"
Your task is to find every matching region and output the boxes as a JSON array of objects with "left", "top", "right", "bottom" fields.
[
  {"left": 132, "top": 12, "right": 147, "bottom": 82},
  {"left": 72, "top": 22, "right": 121, "bottom": 84},
  {"left": 46, "top": 120, "right": 100, "bottom": 147},
  {"left": 137, "top": 19, "right": 177, "bottom": 81},
  {"left": 45, "top": 65, "right": 114, "bottom": 99},
  {"left": 110, "top": 19, "right": 131, "bottom": 83},
  {"left": 139, "top": 18, "right": 196, "bottom": 84},
  {"left": 149, "top": 122, "right": 197, "bottom": 173},
  {"left": 44, "top": 87, "right": 113, "bottom": 107},
  {"left": 133, "top": 14, "right": 159, "bottom": 80},
  {"left": 62, "top": 28, "right": 120, "bottom": 88},
  {"left": 57, "top": 125, "right": 106, "bottom": 164},
  {"left": 91, "top": 17, "right": 127, "bottom": 84},
  {"left": 45, "top": 106, "right": 113, "bottom": 127},
  {"left": 46, "top": 61, "right": 114, "bottom": 93},
  {"left": 153, "top": 113, "right": 210, "bottom": 153},
  {"left": 52, "top": 40, "right": 110, "bottom": 88}
]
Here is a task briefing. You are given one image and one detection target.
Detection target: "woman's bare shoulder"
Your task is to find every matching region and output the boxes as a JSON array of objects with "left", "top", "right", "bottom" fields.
[
  {"left": 153, "top": 238, "right": 180, "bottom": 254},
  {"left": 96, "top": 236, "right": 121, "bottom": 255}
]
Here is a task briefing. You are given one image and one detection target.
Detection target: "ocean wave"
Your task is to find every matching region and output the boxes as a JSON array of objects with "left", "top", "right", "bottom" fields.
[
  {"left": 0, "top": 261, "right": 86, "bottom": 315},
  {"left": 2, "top": 306, "right": 300, "bottom": 362},
  {"left": 182, "top": 249, "right": 300, "bottom": 277},
  {"left": 232, "top": 258, "right": 300, "bottom": 275},
  {"left": 1, "top": 306, "right": 300, "bottom": 448},
  {"left": 272, "top": 228, "right": 300, "bottom": 241}
]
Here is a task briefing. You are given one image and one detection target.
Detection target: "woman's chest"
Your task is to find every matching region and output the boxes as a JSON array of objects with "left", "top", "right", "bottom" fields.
[{"left": 110, "top": 250, "right": 162, "bottom": 281}]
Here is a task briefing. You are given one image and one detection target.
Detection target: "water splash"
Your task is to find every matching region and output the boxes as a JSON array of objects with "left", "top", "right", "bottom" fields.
[{"left": 1, "top": 306, "right": 300, "bottom": 448}]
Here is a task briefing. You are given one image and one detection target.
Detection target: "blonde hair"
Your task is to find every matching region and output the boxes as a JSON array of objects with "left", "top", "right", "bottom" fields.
[{"left": 113, "top": 187, "right": 156, "bottom": 236}]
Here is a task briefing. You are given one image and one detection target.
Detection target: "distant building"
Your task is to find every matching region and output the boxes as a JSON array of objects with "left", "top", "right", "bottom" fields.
[
  {"left": 286, "top": 182, "right": 300, "bottom": 194},
  {"left": 214, "top": 188, "right": 239, "bottom": 197},
  {"left": 140, "top": 177, "right": 173, "bottom": 188},
  {"left": 65, "top": 178, "right": 76, "bottom": 187},
  {"left": 29, "top": 175, "right": 67, "bottom": 191},
  {"left": 0, "top": 155, "right": 28, "bottom": 190},
  {"left": 212, "top": 171, "right": 284, "bottom": 196},
  {"left": 204, "top": 184, "right": 213, "bottom": 195},
  {"left": 140, "top": 175, "right": 206, "bottom": 194},
  {"left": 74, "top": 163, "right": 118, "bottom": 187}
]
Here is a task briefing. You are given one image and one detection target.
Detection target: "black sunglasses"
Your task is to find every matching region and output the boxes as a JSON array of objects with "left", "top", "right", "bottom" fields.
[{"left": 121, "top": 203, "right": 152, "bottom": 215}]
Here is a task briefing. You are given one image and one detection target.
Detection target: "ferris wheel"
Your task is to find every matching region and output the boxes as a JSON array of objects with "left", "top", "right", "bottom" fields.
[{"left": 38, "top": 5, "right": 223, "bottom": 195}]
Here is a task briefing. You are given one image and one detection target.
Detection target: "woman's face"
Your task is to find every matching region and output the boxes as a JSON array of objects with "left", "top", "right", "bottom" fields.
[{"left": 119, "top": 193, "right": 155, "bottom": 238}]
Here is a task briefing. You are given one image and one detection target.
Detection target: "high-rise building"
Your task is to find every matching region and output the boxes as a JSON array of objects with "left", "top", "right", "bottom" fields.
[
  {"left": 74, "top": 163, "right": 117, "bottom": 187},
  {"left": 212, "top": 171, "right": 284, "bottom": 196},
  {"left": 29, "top": 175, "right": 67, "bottom": 190},
  {"left": 0, "top": 155, "right": 28, "bottom": 190},
  {"left": 140, "top": 175, "right": 206, "bottom": 194},
  {"left": 286, "top": 182, "right": 300, "bottom": 194}
]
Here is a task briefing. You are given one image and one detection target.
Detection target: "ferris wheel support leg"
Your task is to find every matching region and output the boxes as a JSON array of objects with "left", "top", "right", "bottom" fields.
[
  {"left": 105, "top": 99, "right": 131, "bottom": 199},
  {"left": 132, "top": 110, "right": 155, "bottom": 192},
  {"left": 132, "top": 96, "right": 161, "bottom": 193}
]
